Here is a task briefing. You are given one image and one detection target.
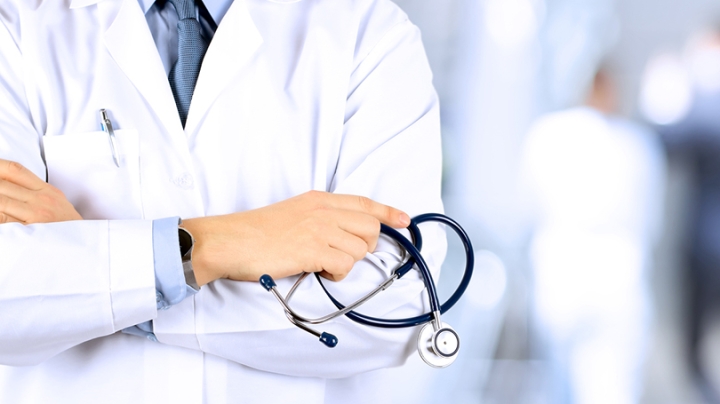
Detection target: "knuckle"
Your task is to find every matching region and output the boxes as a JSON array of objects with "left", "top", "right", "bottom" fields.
[
  {"left": 315, "top": 263, "right": 327, "bottom": 274},
  {"left": 3, "top": 161, "right": 28, "bottom": 182},
  {"left": 352, "top": 240, "right": 369, "bottom": 260},
  {"left": 339, "top": 254, "right": 354, "bottom": 273},
  {"left": 304, "top": 190, "right": 328, "bottom": 211},
  {"left": 360, "top": 218, "right": 380, "bottom": 245},
  {"left": 369, "top": 216, "right": 381, "bottom": 232},
  {"left": 323, "top": 253, "right": 354, "bottom": 281},
  {"left": 352, "top": 251, "right": 365, "bottom": 262},
  {"left": 7, "top": 160, "right": 24, "bottom": 174},
  {"left": 382, "top": 205, "right": 394, "bottom": 222},
  {"left": 357, "top": 196, "right": 373, "bottom": 212},
  {"left": 306, "top": 190, "right": 325, "bottom": 203},
  {"left": 366, "top": 236, "right": 379, "bottom": 253}
]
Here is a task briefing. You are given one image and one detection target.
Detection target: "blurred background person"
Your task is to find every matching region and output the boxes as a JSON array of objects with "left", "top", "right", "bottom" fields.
[
  {"left": 641, "top": 29, "right": 720, "bottom": 403},
  {"left": 520, "top": 68, "right": 666, "bottom": 404}
]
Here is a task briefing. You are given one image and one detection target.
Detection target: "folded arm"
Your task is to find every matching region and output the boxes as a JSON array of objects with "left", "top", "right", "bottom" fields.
[{"left": 153, "top": 16, "right": 446, "bottom": 378}]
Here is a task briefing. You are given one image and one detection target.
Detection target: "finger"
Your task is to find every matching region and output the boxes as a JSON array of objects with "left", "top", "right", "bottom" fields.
[
  {"left": 326, "top": 226, "right": 370, "bottom": 262},
  {"left": 317, "top": 247, "right": 355, "bottom": 281},
  {"left": 0, "top": 160, "right": 45, "bottom": 191},
  {"left": 0, "top": 194, "right": 35, "bottom": 223},
  {"left": 330, "top": 210, "right": 381, "bottom": 252},
  {"left": 0, "top": 212, "right": 21, "bottom": 224},
  {"left": 318, "top": 270, "right": 346, "bottom": 282},
  {"left": 324, "top": 193, "right": 410, "bottom": 228},
  {"left": 0, "top": 178, "right": 34, "bottom": 202}
]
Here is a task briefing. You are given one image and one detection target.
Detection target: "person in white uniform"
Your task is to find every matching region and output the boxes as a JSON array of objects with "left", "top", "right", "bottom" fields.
[
  {"left": 520, "top": 70, "right": 665, "bottom": 404},
  {"left": 0, "top": 0, "right": 446, "bottom": 403}
]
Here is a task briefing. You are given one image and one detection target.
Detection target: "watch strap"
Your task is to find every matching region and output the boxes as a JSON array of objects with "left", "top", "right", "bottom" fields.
[{"left": 178, "top": 226, "right": 200, "bottom": 291}]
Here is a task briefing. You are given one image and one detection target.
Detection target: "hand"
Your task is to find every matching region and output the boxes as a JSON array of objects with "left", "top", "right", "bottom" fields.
[
  {"left": 182, "top": 191, "right": 410, "bottom": 286},
  {"left": 0, "top": 159, "right": 82, "bottom": 224}
]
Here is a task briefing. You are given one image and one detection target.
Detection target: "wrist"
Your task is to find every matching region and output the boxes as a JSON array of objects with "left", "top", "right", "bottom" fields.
[{"left": 180, "top": 218, "right": 218, "bottom": 287}]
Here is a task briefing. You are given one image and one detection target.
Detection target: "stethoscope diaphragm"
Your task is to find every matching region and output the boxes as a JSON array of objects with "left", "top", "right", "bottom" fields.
[{"left": 417, "top": 322, "right": 459, "bottom": 368}]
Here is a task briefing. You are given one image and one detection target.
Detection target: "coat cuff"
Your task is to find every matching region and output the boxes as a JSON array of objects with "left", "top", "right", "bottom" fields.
[{"left": 108, "top": 220, "right": 157, "bottom": 331}]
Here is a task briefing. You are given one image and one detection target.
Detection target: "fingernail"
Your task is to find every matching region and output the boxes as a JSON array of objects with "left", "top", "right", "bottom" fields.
[{"left": 399, "top": 213, "right": 410, "bottom": 227}]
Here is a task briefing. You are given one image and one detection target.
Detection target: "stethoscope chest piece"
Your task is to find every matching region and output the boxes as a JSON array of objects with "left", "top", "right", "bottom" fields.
[{"left": 417, "top": 322, "right": 459, "bottom": 368}]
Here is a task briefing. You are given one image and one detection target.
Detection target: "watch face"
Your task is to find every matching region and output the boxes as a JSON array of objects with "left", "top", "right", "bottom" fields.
[{"left": 178, "top": 228, "right": 194, "bottom": 257}]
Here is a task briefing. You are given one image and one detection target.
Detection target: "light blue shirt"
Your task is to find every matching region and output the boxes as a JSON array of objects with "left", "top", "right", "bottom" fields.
[
  {"left": 124, "top": 0, "right": 234, "bottom": 341},
  {"left": 139, "top": 0, "right": 233, "bottom": 74}
]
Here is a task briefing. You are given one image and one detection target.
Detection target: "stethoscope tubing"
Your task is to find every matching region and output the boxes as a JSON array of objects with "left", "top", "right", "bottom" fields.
[
  {"left": 274, "top": 271, "right": 399, "bottom": 325},
  {"left": 314, "top": 213, "right": 474, "bottom": 329}
]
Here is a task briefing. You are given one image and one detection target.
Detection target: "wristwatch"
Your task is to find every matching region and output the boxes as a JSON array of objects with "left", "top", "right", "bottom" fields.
[{"left": 178, "top": 226, "right": 200, "bottom": 291}]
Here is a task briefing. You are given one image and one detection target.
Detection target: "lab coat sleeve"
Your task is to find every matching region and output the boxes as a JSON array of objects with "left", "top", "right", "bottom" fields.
[
  {"left": 0, "top": 15, "right": 157, "bottom": 366},
  {"left": 153, "top": 14, "right": 447, "bottom": 378}
]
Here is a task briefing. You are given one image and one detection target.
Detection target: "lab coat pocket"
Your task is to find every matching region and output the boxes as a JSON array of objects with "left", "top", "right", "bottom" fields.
[{"left": 43, "top": 129, "right": 143, "bottom": 220}]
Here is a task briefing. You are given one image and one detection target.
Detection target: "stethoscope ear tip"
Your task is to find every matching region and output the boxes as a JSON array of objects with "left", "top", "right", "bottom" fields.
[
  {"left": 320, "top": 332, "right": 338, "bottom": 348},
  {"left": 259, "top": 274, "right": 277, "bottom": 291}
]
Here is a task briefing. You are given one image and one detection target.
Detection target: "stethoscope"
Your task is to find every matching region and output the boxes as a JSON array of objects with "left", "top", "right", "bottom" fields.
[{"left": 259, "top": 213, "right": 474, "bottom": 368}]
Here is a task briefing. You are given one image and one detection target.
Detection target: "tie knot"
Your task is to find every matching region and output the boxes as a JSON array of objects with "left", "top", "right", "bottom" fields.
[{"left": 165, "top": 0, "right": 196, "bottom": 20}]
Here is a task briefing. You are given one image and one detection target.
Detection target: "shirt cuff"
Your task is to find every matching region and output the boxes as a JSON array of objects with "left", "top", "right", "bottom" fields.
[
  {"left": 121, "top": 320, "right": 158, "bottom": 342},
  {"left": 121, "top": 217, "right": 198, "bottom": 341},
  {"left": 153, "top": 216, "right": 199, "bottom": 310}
]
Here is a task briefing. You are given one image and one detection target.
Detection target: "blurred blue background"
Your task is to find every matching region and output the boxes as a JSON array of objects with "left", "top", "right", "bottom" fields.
[{"left": 383, "top": 0, "right": 720, "bottom": 402}]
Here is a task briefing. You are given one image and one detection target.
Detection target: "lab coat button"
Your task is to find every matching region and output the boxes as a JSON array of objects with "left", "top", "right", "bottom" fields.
[{"left": 173, "top": 173, "right": 194, "bottom": 190}]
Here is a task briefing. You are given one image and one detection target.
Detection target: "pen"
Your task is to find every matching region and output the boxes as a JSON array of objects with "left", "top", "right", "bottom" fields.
[{"left": 99, "top": 109, "right": 120, "bottom": 168}]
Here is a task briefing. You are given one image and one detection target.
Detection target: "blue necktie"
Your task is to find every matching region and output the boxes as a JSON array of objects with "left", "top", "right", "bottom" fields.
[{"left": 167, "top": 0, "right": 208, "bottom": 127}]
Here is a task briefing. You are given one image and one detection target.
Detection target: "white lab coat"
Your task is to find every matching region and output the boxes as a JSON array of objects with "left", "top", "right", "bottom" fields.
[{"left": 0, "top": 0, "right": 446, "bottom": 403}]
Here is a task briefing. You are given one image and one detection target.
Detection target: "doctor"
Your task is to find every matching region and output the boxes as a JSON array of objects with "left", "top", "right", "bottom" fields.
[{"left": 0, "top": 0, "right": 445, "bottom": 403}]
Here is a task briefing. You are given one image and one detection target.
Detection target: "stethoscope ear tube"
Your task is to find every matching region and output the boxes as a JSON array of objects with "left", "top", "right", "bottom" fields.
[{"left": 261, "top": 273, "right": 341, "bottom": 347}]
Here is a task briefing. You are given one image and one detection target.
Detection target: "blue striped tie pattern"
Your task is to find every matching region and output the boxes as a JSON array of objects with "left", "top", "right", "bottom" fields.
[{"left": 167, "top": 0, "right": 208, "bottom": 127}]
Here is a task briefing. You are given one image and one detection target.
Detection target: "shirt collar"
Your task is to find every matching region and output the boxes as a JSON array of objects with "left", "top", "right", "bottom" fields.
[
  {"left": 138, "top": 0, "right": 155, "bottom": 14},
  {"left": 203, "top": 0, "right": 233, "bottom": 24},
  {"left": 138, "top": 0, "right": 232, "bottom": 24}
]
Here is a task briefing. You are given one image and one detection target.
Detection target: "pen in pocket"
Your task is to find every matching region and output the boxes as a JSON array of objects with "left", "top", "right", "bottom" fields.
[{"left": 99, "top": 109, "right": 120, "bottom": 168}]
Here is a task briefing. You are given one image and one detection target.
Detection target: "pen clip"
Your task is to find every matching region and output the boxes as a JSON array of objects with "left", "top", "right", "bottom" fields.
[{"left": 99, "top": 109, "right": 120, "bottom": 168}]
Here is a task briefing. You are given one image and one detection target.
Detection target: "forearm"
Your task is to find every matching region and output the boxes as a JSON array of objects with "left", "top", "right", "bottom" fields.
[
  {"left": 155, "top": 222, "right": 446, "bottom": 378},
  {"left": 0, "top": 220, "right": 156, "bottom": 365}
]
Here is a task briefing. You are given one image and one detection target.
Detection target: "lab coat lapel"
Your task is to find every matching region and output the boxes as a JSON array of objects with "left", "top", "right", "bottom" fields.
[
  {"left": 184, "top": 0, "right": 263, "bottom": 133},
  {"left": 99, "top": 0, "right": 184, "bottom": 135}
]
